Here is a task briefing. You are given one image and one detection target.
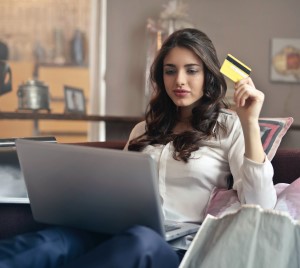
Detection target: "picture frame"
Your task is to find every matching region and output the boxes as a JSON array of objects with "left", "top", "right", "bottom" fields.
[
  {"left": 64, "top": 85, "right": 86, "bottom": 114},
  {"left": 270, "top": 38, "right": 300, "bottom": 83}
]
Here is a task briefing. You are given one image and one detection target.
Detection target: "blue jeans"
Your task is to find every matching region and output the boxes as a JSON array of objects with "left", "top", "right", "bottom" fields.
[{"left": 0, "top": 225, "right": 179, "bottom": 268}]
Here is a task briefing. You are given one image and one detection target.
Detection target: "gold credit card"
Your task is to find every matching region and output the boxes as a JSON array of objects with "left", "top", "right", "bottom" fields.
[{"left": 220, "top": 54, "right": 251, "bottom": 83}]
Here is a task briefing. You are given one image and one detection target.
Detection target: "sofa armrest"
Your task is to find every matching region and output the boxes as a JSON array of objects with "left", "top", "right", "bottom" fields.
[
  {"left": 67, "top": 140, "right": 126, "bottom": 150},
  {"left": 271, "top": 148, "right": 300, "bottom": 184}
]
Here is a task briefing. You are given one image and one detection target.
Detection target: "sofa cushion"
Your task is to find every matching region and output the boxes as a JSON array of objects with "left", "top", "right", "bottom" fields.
[
  {"left": 205, "top": 178, "right": 300, "bottom": 220},
  {"left": 259, "top": 117, "right": 293, "bottom": 160}
]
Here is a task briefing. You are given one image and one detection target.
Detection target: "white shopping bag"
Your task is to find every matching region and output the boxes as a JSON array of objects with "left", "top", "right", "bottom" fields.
[{"left": 180, "top": 205, "right": 300, "bottom": 268}]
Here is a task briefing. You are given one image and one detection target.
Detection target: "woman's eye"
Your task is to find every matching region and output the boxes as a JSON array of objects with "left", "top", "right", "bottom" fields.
[
  {"left": 187, "top": 69, "right": 198, "bottom": 74},
  {"left": 164, "top": 69, "right": 176, "bottom": 75}
]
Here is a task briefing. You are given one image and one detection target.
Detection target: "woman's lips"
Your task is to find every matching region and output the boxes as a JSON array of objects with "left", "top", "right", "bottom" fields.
[{"left": 173, "top": 89, "right": 190, "bottom": 97}]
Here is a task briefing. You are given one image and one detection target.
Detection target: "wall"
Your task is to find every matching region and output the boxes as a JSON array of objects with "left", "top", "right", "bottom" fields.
[
  {"left": 105, "top": 0, "right": 300, "bottom": 147},
  {"left": 0, "top": 0, "right": 90, "bottom": 64}
]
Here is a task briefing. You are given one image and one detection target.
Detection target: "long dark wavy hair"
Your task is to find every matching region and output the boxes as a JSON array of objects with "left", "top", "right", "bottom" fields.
[{"left": 128, "top": 28, "right": 229, "bottom": 162}]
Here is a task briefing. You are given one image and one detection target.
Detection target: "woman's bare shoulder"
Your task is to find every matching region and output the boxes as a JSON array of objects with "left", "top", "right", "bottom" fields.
[
  {"left": 123, "top": 121, "right": 146, "bottom": 150},
  {"left": 131, "top": 121, "right": 146, "bottom": 136},
  {"left": 127, "top": 121, "right": 147, "bottom": 141}
]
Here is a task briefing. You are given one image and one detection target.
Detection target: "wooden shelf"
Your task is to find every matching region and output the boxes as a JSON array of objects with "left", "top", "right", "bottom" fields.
[
  {"left": 0, "top": 111, "right": 142, "bottom": 123},
  {"left": 0, "top": 111, "right": 142, "bottom": 141}
]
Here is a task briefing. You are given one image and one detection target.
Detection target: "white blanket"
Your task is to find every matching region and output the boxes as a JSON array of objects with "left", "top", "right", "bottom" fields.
[{"left": 180, "top": 205, "right": 300, "bottom": 268}]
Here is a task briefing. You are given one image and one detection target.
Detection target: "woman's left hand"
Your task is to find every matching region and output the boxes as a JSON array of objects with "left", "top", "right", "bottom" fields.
[{"left": 234, "top": 77, "right": 264, "bottom": 123}]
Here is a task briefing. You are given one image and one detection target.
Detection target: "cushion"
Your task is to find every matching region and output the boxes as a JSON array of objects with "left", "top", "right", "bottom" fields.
[
  {"left": 274, "top": 179, "right": 300, "bottom": 220},
  {"left": 205, "top": 178, "right": 300, "bottom": 220},
  {"left": 204, "top": 187, "right": 241, "bottom": 218},
  {"left": 259, "top": 117, "right": 293, "bottom": 160},
  {"left": 201, "top": 188, "right": 240, "bottom": 219}
]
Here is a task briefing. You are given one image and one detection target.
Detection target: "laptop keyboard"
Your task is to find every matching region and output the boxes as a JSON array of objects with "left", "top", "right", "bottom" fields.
[{"left": 164, "top": 223, "right": 181, "bottom": 232}]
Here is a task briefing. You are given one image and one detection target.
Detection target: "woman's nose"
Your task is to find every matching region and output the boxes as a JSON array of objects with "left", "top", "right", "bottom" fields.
[{"left": 176, "top": 71, "right": 186, "bottom": 87}]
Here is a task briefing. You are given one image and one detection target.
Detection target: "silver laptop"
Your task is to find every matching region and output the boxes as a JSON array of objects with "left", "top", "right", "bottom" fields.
[{"left": 15, "top": 139, "right": 199, "bottom": 242}]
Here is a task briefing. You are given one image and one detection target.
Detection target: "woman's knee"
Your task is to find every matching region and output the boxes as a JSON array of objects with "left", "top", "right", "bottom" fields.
[
  {"left": 124, "top": 225, "right": 179, "bottom": 267},
  {"left": 125, "top": 225, "right": 166, "bottom": 250}
]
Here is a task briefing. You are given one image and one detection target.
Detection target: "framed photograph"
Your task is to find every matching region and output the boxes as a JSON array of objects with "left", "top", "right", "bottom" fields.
[
  {"left": 64, "top": 85, "right": 86, "bottom": 114},
  {"left": 270, "top": 38, "right": 300, "bottom": 83}
]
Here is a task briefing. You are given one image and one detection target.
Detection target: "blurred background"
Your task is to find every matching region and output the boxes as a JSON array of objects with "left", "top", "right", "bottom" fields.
[{"left": 0, "top": 0, "right": 299, "bottom": 147}]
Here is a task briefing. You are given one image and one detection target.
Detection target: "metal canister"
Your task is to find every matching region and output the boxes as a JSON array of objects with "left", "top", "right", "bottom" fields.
[{"left": 17, "top": 79, "right": 50, "bottom": 111}]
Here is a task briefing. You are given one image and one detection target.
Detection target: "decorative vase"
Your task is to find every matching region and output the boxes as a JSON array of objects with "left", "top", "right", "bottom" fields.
[{"left": 71, "top": 29, "right": 85, "bottom": 66}]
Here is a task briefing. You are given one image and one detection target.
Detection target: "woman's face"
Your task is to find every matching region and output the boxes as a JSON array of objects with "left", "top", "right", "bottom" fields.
[{"left": 163, "top": 46, "right": 205, "bottom": 114}]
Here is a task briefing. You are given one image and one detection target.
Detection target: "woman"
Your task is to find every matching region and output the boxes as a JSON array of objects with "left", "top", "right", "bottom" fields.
[
  {"left": 126, "top": 28, "right": 277, "bottom": 226},
  {"left": 0, "top": 28, "right": 276, "bottom": 267}
]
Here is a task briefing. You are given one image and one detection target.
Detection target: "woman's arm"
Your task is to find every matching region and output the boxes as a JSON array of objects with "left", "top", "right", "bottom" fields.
[
  {"left": 227, "top": 117, "right": 277, "bottom": 209},
  {"left": 234, "top": 77, "right": 265, "bottom": 163},
  {"left": 230, "top": 79, "right": 277, "bottom": 208}
]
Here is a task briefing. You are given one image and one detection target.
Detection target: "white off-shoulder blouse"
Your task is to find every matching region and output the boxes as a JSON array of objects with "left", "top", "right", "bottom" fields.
[{"left": 124, "top": 110, "right": 277, "bottom": 224}]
